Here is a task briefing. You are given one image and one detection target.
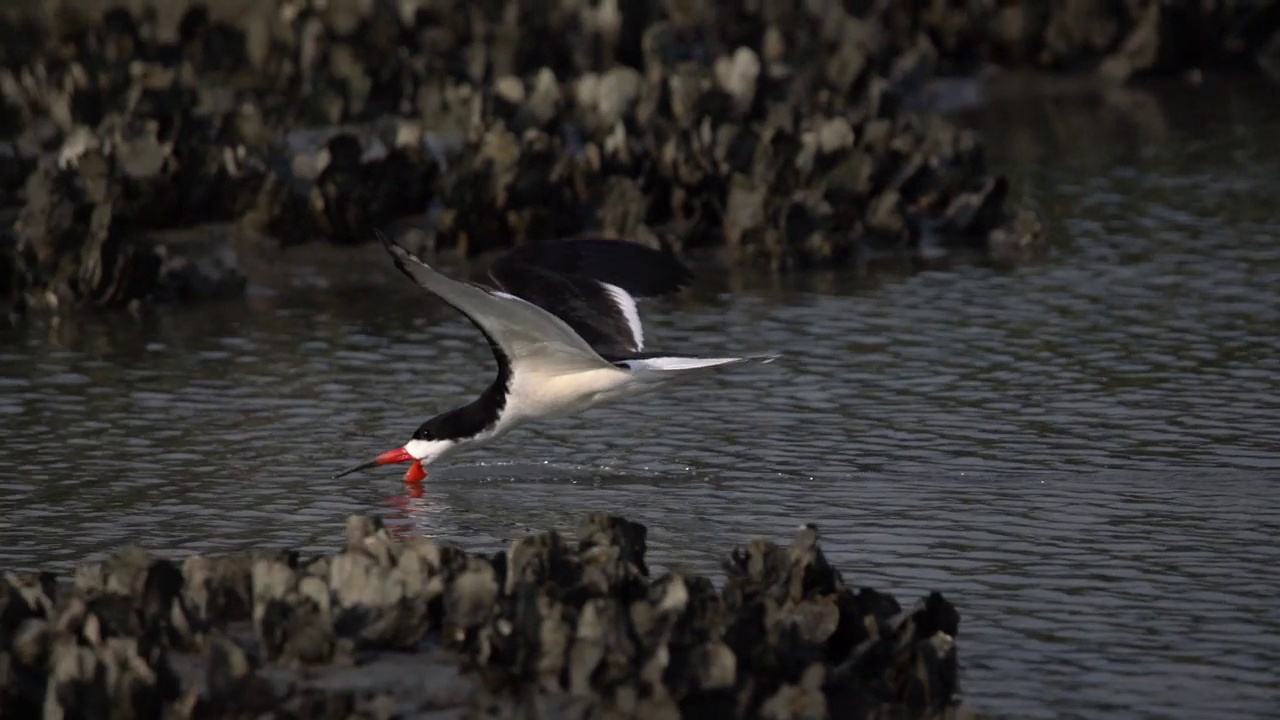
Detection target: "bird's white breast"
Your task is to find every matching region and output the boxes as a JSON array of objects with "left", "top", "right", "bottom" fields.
[{"left": 497, "top": 365, "right": 638, "bottom": 430}]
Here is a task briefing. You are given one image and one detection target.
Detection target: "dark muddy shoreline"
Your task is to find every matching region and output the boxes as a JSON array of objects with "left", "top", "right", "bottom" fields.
[{"left": 0, "top": 513, "right": 971, "bottom": 719}]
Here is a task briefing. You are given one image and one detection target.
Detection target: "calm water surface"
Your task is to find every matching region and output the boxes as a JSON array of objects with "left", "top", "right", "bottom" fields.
[{"left": 3, "top": 80, "right": 1280, "bottom": 718}]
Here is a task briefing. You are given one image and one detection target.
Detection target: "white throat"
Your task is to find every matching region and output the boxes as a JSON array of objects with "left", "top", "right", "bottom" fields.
[{"left": 404, "top": 437, "right": 461, "bottom": 466}]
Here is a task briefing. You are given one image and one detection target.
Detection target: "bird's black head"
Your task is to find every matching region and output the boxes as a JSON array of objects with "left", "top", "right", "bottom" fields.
[
  {"left": 412, "top": 399, "right": 493, "bottom": 442},
  {"left": 412, "top": 415, "right": 444, "bottom": 441}
]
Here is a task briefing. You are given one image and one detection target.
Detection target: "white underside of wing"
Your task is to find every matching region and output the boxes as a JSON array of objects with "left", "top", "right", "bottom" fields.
[
  {"left": 389, "top": 243, "right": 612, "bottom": 374},
  {"left": 482, "top": 289, "right": 616, "bottom": 372},
  {"left": 600, "top": 282, "right": 645, "bottom": 351}
]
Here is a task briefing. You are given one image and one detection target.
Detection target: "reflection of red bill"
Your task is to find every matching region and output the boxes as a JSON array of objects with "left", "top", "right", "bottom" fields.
[{"left": 381, "top": 484, "right": 426, "bottom": 540}]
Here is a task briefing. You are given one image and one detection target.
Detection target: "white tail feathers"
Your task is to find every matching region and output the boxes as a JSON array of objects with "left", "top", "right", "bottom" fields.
[{"left": 619, "top": 353, "right": 780, "bottom": 372}]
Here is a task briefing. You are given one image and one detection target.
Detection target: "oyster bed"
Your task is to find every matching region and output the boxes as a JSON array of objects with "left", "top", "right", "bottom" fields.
[
  {"left": 0, "top": 0, "right": 1059, "bottom": 315},
  {"left": 1, "top": 513, "right": 969, "bottom": 719}
]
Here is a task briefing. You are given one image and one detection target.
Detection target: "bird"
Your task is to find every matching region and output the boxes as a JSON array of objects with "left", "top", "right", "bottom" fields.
[{"left": 334, "top": 232, "right": 778, "bottom": 484}]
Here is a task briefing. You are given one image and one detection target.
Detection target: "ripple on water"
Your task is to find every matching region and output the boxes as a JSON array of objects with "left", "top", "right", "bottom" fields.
[{"left": 4, "top": 85, "right": 1280, "bottom": 718}]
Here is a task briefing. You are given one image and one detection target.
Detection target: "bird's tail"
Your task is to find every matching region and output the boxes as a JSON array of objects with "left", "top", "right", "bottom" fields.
[{"left": 615, "top": 353, "right": 780, "bottom": 374}]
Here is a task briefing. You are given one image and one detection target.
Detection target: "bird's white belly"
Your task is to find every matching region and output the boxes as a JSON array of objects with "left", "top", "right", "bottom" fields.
[{"left": 497, "top": 366, "right": 638, "bottom": 429}]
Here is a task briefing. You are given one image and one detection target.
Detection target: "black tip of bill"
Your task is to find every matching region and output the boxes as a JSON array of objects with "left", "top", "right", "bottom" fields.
[{"left": 332, "top": 459, "right": 378, "bottom": 479}]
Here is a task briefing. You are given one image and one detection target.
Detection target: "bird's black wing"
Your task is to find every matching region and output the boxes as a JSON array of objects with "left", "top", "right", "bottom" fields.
[{"left": 487, "top": 238, "right": 693, "bottom": 359}]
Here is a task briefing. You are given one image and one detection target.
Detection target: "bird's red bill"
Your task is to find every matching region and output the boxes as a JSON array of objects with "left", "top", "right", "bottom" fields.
[
  {"left": 403, "top": 461, "right": 427, "bottom": 484},
  {"left": 333, "top": 446, "right": 419, "bottom": 480},
  {"left": 374, "top": 447, "right": 415, "bottom": 466}
]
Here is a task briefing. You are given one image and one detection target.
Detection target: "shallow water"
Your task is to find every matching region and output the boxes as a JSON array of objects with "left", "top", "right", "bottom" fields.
[{"left": 3, "top": 78, "right": 1280, "bottom": 718}]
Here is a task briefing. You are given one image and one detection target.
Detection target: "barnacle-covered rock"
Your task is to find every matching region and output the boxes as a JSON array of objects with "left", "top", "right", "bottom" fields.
[
  {"left": 3, "top": 0, "right": 1183, "bottom": 319},
  {"left": 2, "top": 514, "right": 970, "bottom": 718}
]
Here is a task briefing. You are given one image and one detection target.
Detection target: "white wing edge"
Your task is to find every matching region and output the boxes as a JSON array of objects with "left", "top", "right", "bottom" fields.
[{"left": 600, "top": 282, "right": 645, "bottom": 351}]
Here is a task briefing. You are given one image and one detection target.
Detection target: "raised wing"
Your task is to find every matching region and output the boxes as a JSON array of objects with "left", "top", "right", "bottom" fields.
[
  {"left": 378, "top": 232, "right": 614, "bottom": 374},
  {"left": 487, "top": 238, "right": 692, "bottom": 359}
]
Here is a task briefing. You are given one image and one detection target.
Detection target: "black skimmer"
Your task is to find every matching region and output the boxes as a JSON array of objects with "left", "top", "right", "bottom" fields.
[{"left": 335, "top": 232, "right": 777, "bottom": 484}]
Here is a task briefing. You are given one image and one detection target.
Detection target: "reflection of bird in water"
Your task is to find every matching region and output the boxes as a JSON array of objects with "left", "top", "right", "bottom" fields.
[
  {"left": 336, "top": 233, "right": 778, "bottom": 485},
  {"left": 379, "top": 483, "right": 441, "bottom": 541}
]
